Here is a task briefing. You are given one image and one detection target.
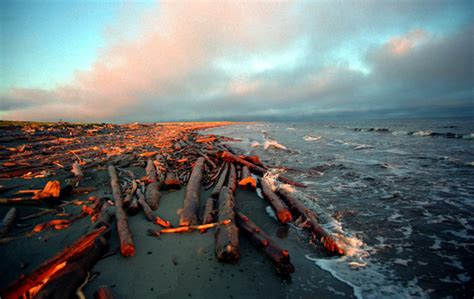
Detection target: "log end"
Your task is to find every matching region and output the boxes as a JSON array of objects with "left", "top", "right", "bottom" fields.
[
  {"left": 120, "top": 243, "right": 135, "bottom": 257},
  {"left": 277, "top": 210, "right": 292, "bottom": 224},
  {"left": 238, "top": 177, "right": 257, "bottom": 190},
  {"left": 217, "top": 243, "right": 240, "bottom": 264}
]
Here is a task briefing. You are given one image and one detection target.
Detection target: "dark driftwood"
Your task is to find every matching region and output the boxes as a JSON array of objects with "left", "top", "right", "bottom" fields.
[
  {"left": 179, "top": 157, "right": 205, "bottom": 226},
  {"left": 219, "top": 151, "right": 307, "bottom": 188},
  {"left": 0, "top": 207, "right": 16, "bottom": 238},
  {"left": 238, "top": 166, "right": 257, "bottom": 190},
  {"left": 145, "top": 159, "right": 161, "bottom": 210},
  {"left": 34, "top": 236, "right": 108, "bottom": 299},
  {"left": 108, "top": 165, "right": 135, "bottom": 257},
  {"left": 215, "top": 187, "right": 239, "bottom": 263},
  {"left": 211, "top": 162, "right": 228, "bottom": 199},
  {"left": 94, "top": 286, "right": 116, "bottom": 299},
  {"left": 93, "top": 201, "right": 114, "bottom": 229},
  {"left": 202, "top": 197, "right": 216, "bottom": 225},
  {"left": 1, "top": 226, "right": 107, "bottom": 298},
  {"left": 260, "top": 179, "right": 292, "bottom": 224},
  {"left": 277, "top": 188, "right": 344, "bottom": 255},
  {"left": 236, "top": 212, "right": 294, "bottom": 275},
  {"left": 163, "top": 172, "right": 181, "bottom": 190},
  {"left": 227, "top": 163, "right": 237, "bottom": 193},
  {"left": 136, "top": 188, "right": 154, "bottom": 222}
]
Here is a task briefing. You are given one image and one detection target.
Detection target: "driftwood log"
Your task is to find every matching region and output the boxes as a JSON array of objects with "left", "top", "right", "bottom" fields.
[
  {"left": 260, "top": 179, "right": 292, "bottom": 224},
  {"left": 215, "top": 186, "right": 239, "bottom": 263},
  {"left": 211, "top": 162, "right": 228, "bottom": 199},
  {"left": 238, "top": 166, "right": 257, "bottom": 190},
  {"left": 34, "top": 236, "right": 108, "bottom": 299},
  {"left": 108, "top": 165, "right": 135, "bottom": 257},
  {"left": 219, "top": 151, "right": 306, "bottom": 188},
  {"left": 0, "top": 207, "right": 16, "bottom": 238},
  {"left": 1, "top": 226, "right": 107, "bottom": 298},
  {"left": 236, "top": 212, "right": 294, "bottom": 275},
  {"left": 227, "top": 163, "right": 237, "bottom": 193},
  {"left": 145, "top": 159, "right": 161, "bottom": 210},
  {"left": 179, "top": 157, "right": 205, "bottom": 226},
  {"left": 277, "top": 188, "right": 344, "bottom": 255},
  {"left": 202, "top": 197, "right": 216, "bottom": 225}
]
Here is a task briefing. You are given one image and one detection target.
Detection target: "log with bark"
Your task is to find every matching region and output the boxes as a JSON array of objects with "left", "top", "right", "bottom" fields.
[
  {"left": 145, "top": 159, "right": 162, "bottom": 210},
  {"left": 219, "top": 151, "right": 307, "bottom": 188},
  {"left": 227, "top": 163, "right": 237, "bottom": 193},
  {"left": 211, "top": 162, "right": 228, "bottom": 199},
  {"left": 179, "top": 157, "right": 205, "bottom": 226},
  {"left": 0, "top": 207, "right": 16, "bottom": 238},
  {"left": 215, "top": 186, "right": 239, "bottom": 263},
  {"left": 136, "top": 187, "right": 154, "bottom": 222},
  {"left": 236, "top": 212, "right": 294, "bottom": 275},
  {"left": 238, "top": 166, "right": 257, "bottom": 190},
  {"left": 1, "top": 226, "right": 107, "bottom": 298},
  {"left": 276, "top": 187, "right": 344, "bottom": 255},
  {"left": 260, "top": 179, "right": 292, "bottom": 224},
  {"left": 108, "top": 165, "right": 135, "bottom": 257},
  {"left": 201, "top": 197, "right": 216, "bottom": 226}
]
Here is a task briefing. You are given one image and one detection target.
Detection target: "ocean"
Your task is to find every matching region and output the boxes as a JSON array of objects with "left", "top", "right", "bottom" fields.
[{"left": 205, "top": 117, "right": 474, "bottom": 298}]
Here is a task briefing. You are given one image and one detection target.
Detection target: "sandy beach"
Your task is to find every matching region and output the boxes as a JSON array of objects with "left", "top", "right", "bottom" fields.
[{"left": 0, "top": 121, "right": 353, "bottom": 298}]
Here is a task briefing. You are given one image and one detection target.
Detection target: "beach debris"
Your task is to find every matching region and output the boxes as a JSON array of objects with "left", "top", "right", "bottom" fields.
[
  {"left": 211, "top": 162, "right": 229, "bottom": 199},
  {"left": 277, "top": 187, "right": 344, "bottom": 255},
  {"left": 1, "top": 226, "right": 108, "bottom": 299},
  {"left": 108, "top": 165, "right": 135, "bottom": 257},
  {"left": 219, "top": 151, "right": 306, "bottom": 188},
  {"left": 236, "top": 212, "right": 294, "bottom": 275},
  {"left": 227, "top": 163, "right": 237, "bottom": 193},
  {"left": 238, "top": 166, "right": 257, "bottom": 190},
  {"left": 201, "top": 197, "right": 216, "bottom": 227},
  {"left": 145, "top": 159, "right": 162, "bottom": 210},
  {"left": 179, "top": 157, "right": 205, "bottom": 226},
  {"left": 215, "top": 187, "right": 239, "bottom": 263},
  {"left": 148, "top": 219, "right": 231, "bottom": 237},
  {"left": 0, "top": 207, "right": 16, "bottom": 238},
  {"left": 260, "top": 177, "right": 292, "bottom": 224}
]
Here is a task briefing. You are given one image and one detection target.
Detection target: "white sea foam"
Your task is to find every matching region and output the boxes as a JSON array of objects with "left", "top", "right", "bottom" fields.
[
  {"left": 412, "top": 131, "right": 432, "bottom": 137},
  {"left": 263, "top": 139, "right": 289, "bottom": 151},
  {"left": 303, "top": 135, "right": 322, "bottom": 141},
  {"left": 305, "top": 255, "right": 428, "bottom": 298},
  {"left": 462, "top": 133, "right": 474, "bottom": 140}
]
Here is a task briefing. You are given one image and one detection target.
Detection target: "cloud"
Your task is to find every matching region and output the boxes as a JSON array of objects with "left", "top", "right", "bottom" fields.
[{"left": 1, "top": 1, "right": 473, "bottom": 122}]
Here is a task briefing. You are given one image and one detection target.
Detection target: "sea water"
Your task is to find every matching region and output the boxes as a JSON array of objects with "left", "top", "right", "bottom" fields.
[{"left": 205, "top": 118, "right": 474, "bottom": 298}]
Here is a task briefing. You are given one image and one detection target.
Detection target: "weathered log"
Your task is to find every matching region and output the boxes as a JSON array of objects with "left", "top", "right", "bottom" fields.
[
  {"left": 34, "top": 236, "right": 108, "bottom": 299},
  {"left": 94, "top": 286, "right": 116, "bottom": 299},
  {"left": 148, "top": 220, "right": 230, "bottom": 237},
  {"left": 0, "top": 198, "right": 41, "bottom": 205},
  {"left": 219, "top": 151, "right": 307, "bottom": 188},
  {"left": 108, "top": 165, "right": 135, "bottom": 257},
  {"left": 202, "top": 197, "right": 216, "bottom": 225},
  {"left": 136, "top": 188, "right": 154, "bottom": 222},
  {"left": 1, "top": 226, "right": 107, "bottom": 298},
  {"left": 211, "top": 162, "right": 228, "bottom": 199},
  {"left": 123, "top": 179, "right": 137, "bottom": 207},
  {"left": 71, "top": 161, "right": 83, "bottom": 187},
  {"left": 277, "top": 188, "right": 344, "bottom": 255},
  {"left": 215, "top": 186, "right": 239, "bottom": 263},
  {"left": 227, "top": 163, "right": 237, "bottom": 193},
  {"left": 236, "top": 212, "right": 294, "bottom": 275},
  {"left": 145, "top": 159, "right": 161, "bottom": 210},
  {"left": 163, "top": 171, "right": 181, "bottom": 190},
  {"left": 179, "top": 157, "right": 205, "bottom": 226},
  {"left": 93, "top": 201, "right": 114, "bottom": 229},
  {"left": 238, "top": 166, "right": 257, "bottom": 190},
  {"left": 0, "top": 207, "right": 16, "bottom": 238},
  {"left": 260, "top": 179, "right": 292, "bottom": 224}
]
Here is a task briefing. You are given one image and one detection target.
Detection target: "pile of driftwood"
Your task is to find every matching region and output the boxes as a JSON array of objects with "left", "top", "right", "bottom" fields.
[{"left": 0, "top": 121, "right": 344, "bottom": 298}]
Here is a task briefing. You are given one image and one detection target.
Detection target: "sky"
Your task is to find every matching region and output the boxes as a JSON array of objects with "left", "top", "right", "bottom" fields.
[{"left": 1, "top": 0, "right": 473, "bottom": 122}]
